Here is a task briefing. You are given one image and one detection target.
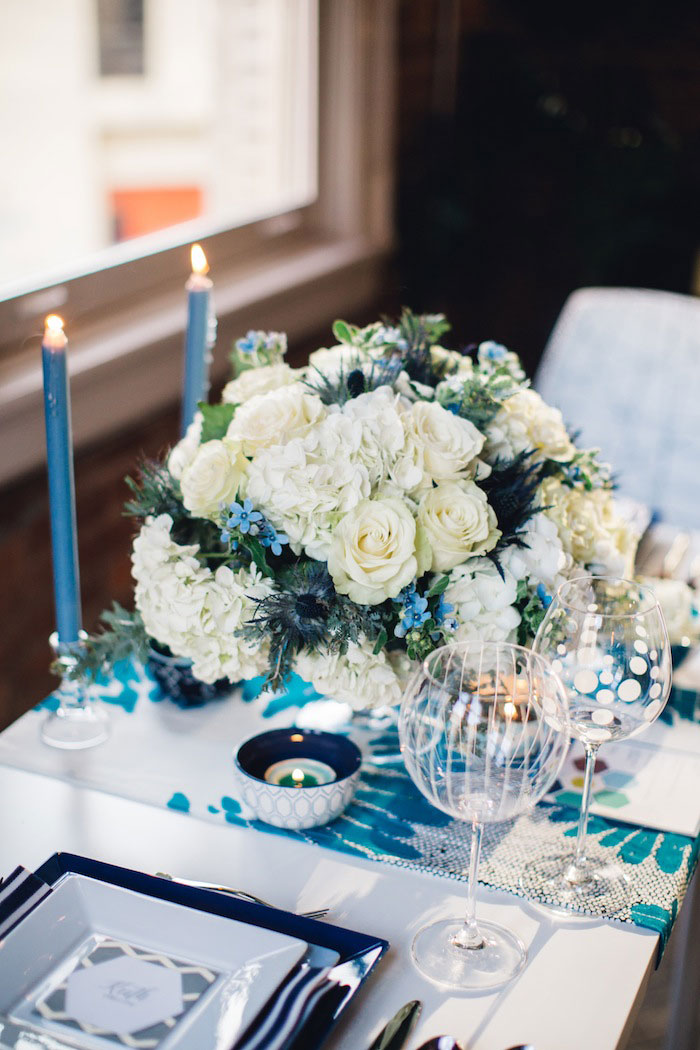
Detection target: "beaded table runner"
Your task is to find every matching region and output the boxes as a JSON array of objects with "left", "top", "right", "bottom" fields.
[{"left": 0, "top": 661, "right": 697, "bottom": 956}]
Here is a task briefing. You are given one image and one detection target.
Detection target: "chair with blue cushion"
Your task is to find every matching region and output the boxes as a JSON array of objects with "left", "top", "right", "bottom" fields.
[
  {"left": 538, "top": 285, "right": 700, "bottom": 1050},
  {"left": 535, "top": 286, "right": 700, "bottom": 528}
]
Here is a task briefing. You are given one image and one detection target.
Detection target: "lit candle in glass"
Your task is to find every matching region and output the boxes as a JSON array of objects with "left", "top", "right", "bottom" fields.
[
  {"left": 41, "top": 315, "right": 82, "bottom": 644},
  {"left": 181, "top": 243, "right": 215, "bottom": 435},
  {"left": 264, "top": 758, "right": 337, "bottom": 788}
]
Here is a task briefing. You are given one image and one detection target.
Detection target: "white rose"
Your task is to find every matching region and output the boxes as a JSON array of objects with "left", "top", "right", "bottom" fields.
[
  {"left": 487, "top": 389, "right": 575, "bottom": 463},
  {"left": 180, "top": 438, "right": 248, "bottom": 520},
  {"left": 418, "top": 481, "right": 500, "bottom": 571},
  {"left": 308, "top": 344, "right": 367, "bottom": 379},
  {"left": 430, "top": 345, "right": 473, "bottom": 376},
  {"left": 639, "top": 577, "right": 698, "bottom": 644},
  {"left": 394, "top": 371, "right": 436, "bottom": 402},
  {"left": 168, "top": 412, "right": 202, "bottom": 481},
  {"left": 221, "top": 362, "right": 302, "bottom": 404},
  {"left": 328, "top": 497, "right": 427, "bottom": 605},
  {"left": 408, "top": 401, "right": 485, "bottom": 486},
  {"left": 226, "top": 384, "right": 325, "bottom": 456}
]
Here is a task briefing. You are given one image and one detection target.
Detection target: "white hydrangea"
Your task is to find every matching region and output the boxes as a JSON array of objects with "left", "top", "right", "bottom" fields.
[
  {"left": 540, "top": 478, "right": 638, "bottom": 577},
  {"left": 132, "top": 514, "right": 272, "bottom": 683},
  {"left": 295, "top": 636, "right": 404, "bottom": 711},
  {"left": 332, "top": 386, "right": 406, "bottom": 487},
  {"left": 168, "top": 412, "right": 202, "bottom": 481},
  {"left": 221, "top": 362, "right": 303, "bottom": 404},
  {"left": 487, "top": 389, "right": 575, "bottom": 464},
  {"left": 445, "top": 557, "right": 521, "bottom": 643},
  {"left": 246, "top": 413, "right": 372, "bottom": 560},
  {"left": 499, "top": 512, "right": 570, "bottom": 595}
]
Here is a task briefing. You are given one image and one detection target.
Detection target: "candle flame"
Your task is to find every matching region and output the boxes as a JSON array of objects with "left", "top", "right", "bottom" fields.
[
  {"left": 291, "top": 768, "right": 305, "bottom": 783},
  {"left": 191, "top": 243, "right": 209, "bottom": 276},
  {"left": 45, "top": 314, "right": 64, "bottom": 334},
  {"left": 503, "top": 700, "right": 518, "bottom": 719}
]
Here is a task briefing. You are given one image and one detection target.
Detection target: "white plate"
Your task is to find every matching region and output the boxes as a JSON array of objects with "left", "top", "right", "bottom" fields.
[{"left": 0, "top": 873, "right": 309, "bottom": 1050}]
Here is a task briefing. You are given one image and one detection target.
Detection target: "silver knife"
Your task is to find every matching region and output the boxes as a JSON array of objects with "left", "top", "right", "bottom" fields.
[{"left": 368, "top": 1000, "right": 423, "bottom": 1050}]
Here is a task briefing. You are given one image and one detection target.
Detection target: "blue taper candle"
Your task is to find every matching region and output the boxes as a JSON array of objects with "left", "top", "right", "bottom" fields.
[
  {"left": 41, "top": 315, "right": 82, "bottom": 644},
  {"left": 181, "top": 243, "right": 214, "bottom": 435}
]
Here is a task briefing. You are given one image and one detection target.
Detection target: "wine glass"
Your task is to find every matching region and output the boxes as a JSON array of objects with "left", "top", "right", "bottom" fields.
[
  {"left": 399, "top": 641, "right": 570, "bottom": 990},
  {"left": 530, "top": 575, "right": 672, "bottom": 904}
]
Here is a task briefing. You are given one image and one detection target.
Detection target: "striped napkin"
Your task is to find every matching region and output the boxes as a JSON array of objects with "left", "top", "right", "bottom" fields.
[{"left": 0, "top": 866, "right": 52, "bottom": 940}]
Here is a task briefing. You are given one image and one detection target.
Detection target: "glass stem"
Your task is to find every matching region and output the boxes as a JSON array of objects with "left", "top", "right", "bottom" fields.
[
  {"left": 452, "top": 820, "right": 485, "bottom": 950},
  {"left": 570, "top": 744, "right": 599, "bottom": 879}
]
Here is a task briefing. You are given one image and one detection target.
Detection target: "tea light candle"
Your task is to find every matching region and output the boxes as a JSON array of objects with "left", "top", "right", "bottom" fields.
[{"left": 264, "top": 758, "right": 336, "bottom": 788}]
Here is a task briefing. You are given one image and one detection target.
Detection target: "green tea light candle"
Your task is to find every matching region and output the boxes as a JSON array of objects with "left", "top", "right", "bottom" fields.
[{"left": 264, "top": 758, "right": 336, "bottom": 788}]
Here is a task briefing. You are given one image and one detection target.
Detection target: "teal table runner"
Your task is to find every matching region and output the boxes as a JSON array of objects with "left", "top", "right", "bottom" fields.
[{"left": 0, "top": 661, "right": 696, "bottom": 958}]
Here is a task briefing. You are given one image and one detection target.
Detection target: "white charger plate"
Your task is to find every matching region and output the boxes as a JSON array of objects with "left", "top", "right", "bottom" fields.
[{"left": 0, "top": 873, "right": 310, "bottom": 1050}]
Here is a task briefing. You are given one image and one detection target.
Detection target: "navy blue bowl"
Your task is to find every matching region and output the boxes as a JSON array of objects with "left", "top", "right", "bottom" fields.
[
  {"left": 233, "top": 728, "right": 363, "bottom": 829},
  {"left": 235, "top": 728, "right": 362, "bottom": 784}
]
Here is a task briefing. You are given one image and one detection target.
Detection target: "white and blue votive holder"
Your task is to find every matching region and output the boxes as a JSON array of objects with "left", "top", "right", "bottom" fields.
[{"left": 233, "top": 728, "right": 362, "bottom": 830}]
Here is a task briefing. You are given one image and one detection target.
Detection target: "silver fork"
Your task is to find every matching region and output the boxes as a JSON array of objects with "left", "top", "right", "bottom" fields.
[{"left": 154, "top": 872, "right": 329, "bottom": 919}]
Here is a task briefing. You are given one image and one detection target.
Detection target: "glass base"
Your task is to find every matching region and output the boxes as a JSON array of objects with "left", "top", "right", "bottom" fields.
[
  {"left": 41, "top": 704, "right": 110, "bottom": 750},
  {"left": 411, "top": 917, "right": 527, "bottom": 991},
  {"left": 519, "top": 851, "right": 630, "bottom": 912}
]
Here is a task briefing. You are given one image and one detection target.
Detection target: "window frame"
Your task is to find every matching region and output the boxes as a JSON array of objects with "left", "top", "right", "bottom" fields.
[{"left": 0, "top": 0, "right": 396, "bottom": 485}]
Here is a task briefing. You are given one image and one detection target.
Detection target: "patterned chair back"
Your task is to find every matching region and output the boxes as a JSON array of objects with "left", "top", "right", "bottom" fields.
[{"left": 536, "top": 287, "right": 700, "bottom": 528}]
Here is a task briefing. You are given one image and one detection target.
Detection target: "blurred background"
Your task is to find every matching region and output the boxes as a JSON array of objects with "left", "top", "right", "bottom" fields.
[{"left": 1, "top": 3, "right": 700, "bottom": 1041}]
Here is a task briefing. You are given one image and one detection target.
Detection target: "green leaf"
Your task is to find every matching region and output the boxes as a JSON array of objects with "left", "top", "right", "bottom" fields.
[
  {"left": 427, "top": 575, "right": 450, "bottom": 597},
  {"left": 199, "top": 402, "right": 236, "bottom": 443},
  {"left": 332, "top": 319, "right": 355, "bottom": 345},
  {"left": 242, "top": 535, "right": 275, "bottom": 579},
  {"left": 373, "top": 628, "right": 388, "bottom": 655}
]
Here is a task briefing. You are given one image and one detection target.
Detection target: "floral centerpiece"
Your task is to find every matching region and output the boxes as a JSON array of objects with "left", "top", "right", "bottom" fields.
[{"left": 110, "top": 311, "right": 639, "bottom": 710}]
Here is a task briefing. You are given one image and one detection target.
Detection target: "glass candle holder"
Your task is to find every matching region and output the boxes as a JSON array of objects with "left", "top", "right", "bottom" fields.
[{"left": 42, "top": 632, "right": 109, "bottom": 750}]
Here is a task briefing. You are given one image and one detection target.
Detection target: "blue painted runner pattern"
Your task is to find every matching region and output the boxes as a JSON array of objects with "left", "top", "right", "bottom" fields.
[{"left": 34, "top": 661, "right": 699, "bottom": 957}]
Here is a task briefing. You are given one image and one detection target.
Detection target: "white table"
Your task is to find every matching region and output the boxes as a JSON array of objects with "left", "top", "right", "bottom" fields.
[{"left": 0, "top": 762, "right": 663, "bottom": 1050}]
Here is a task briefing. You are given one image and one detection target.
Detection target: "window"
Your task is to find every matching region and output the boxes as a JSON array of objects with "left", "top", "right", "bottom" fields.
[
  {"left": 0, "top": 0, "right": 317, "bottom": 289},
  {"left": 0, "top": 0, "right": 396, "bottom": 485},
  {"left": 97, "top": 0, "right": 145, "bottom": 77}
]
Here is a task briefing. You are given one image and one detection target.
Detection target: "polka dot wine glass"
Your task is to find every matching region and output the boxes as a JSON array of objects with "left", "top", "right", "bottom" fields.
[
  {"left": 531, "top": 575, "right": 671, "bottom": 904},
  {"left": 399, "top": 641, "right": 570, "bottom": 990}
]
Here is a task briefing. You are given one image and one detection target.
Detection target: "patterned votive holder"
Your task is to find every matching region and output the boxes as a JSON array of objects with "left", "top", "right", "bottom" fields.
[{"left": 233, "top": 728, "right": 362, "bottom": 830}]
